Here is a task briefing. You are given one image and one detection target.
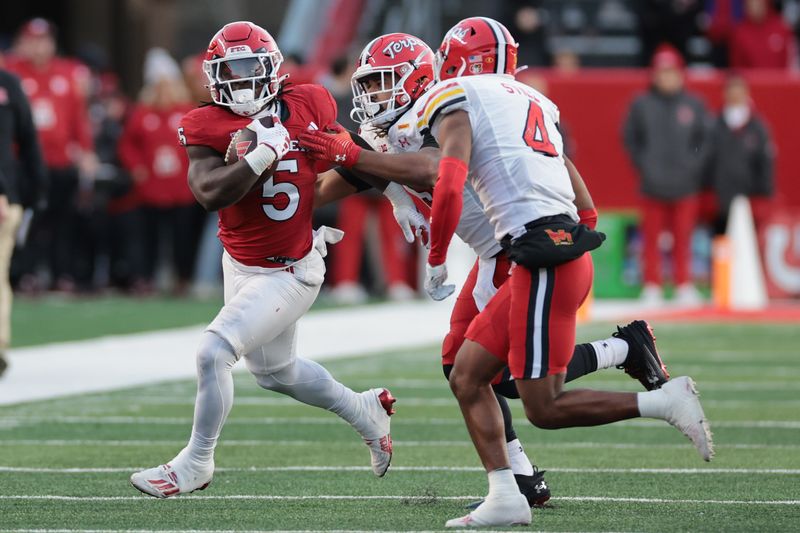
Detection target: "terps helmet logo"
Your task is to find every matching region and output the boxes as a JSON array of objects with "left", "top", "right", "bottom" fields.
[
  {"left": 382, "top": 37, "right": 421, "bottom": 59},
  {"left": 235, "top": 140, "right": 253, "bottom": 159},
  {"left": 544, "top": 229, "right": 573, "bottom": 246}
]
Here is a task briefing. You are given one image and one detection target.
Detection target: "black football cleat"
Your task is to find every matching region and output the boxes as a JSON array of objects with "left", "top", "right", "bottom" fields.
[
  {"left": 465, "top": 468, "right": 550, "bottom": 509},
  {"left": 614, "top": 320, "right": 670, "bottom": 390}
]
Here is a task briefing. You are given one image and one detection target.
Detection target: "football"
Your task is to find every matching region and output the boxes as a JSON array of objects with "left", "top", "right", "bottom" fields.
[{"left": 224, "top": 115, "right": 279, "bottom": 188}]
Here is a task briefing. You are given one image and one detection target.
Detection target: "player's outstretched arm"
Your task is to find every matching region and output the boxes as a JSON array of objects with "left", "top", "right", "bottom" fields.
[
  {"left": 187, "top": 145, "right": 264, "bottom": 211},
  {"left": 428, "top": 110, "right": 472, "bottom": 266},
  {"left": 298, "top": 128, "right": 439, "bottom": 190},
  {"left": 354, "top": 148, "right": 440, "bottom": 189}
]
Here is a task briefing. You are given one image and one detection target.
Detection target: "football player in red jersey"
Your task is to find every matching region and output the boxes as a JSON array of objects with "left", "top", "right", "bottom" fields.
[
  {"left": 300, "top": 30, "right": 677, "bottom": 513},
  {"left": 130, "top": 21, "right": 404, "bottom": 498}
]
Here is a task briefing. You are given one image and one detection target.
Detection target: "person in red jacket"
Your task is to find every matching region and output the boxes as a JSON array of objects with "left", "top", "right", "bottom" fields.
[
  {"left": 730, "top": 0, "right": 799, "bottom": 69},
  {"left": 118, "top": 48, "right": 200, "bottom": 295},
  {"left": 5, "top": 18, "right": 97, "bottom": 292}
]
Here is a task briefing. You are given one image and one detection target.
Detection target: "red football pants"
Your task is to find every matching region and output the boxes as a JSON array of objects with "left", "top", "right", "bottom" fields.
[
  {"left": 641, "top": 195, "right": 699, "bottom": 286},
  {"left": 466, "top": 254, "right": 594, "bottom": 380}
]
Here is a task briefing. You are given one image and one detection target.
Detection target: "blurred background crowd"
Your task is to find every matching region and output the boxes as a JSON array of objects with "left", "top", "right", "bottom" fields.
[{"left": 0, "top": 0, "right": 798, "bottom": 313}]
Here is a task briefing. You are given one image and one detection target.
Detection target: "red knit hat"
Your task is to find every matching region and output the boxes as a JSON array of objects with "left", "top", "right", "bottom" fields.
[{"left": 651, "top": 43, "right": 685, "bottom": 69}]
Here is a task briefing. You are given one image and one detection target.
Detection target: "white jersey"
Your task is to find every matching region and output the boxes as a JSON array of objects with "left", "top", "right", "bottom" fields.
[
  {"left": 359, "top": 114, "right": 501, "bottom": 260},
  {"left": 415, "top": 74, "right": 578, "bottom": 241}
]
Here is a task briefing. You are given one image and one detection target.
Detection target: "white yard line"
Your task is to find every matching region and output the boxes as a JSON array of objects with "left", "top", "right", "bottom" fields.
[
  {"left": 0, "top": 495, "right": 797, "bottom": 505},
  {"left": 1, "top": 466, "right": 799, "bottom": 475},
  {"left": 0, "top": 439, "right": 796, "bottom": 450}
]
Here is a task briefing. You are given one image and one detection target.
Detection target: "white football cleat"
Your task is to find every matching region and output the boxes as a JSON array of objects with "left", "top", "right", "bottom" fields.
[
  {"left": 446, "top": 493, "right": 531, "bottom": 528},
  {"left": 130, "top": 462, "right": 213, "bottom": 498},
  {"left": 354, "top": 388, "right": 395, "bottom": 477},
  {"left": 662, "top": 376, "right": 714, "bottom": 461}
]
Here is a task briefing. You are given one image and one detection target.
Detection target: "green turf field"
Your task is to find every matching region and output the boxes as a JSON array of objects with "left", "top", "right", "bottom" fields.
[{"left": 1, "top": 322, "right": 799, "bottom": 531}]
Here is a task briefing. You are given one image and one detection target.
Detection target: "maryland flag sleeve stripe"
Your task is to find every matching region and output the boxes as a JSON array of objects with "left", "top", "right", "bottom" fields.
[{"left": 416, "top": 88, "right": 466, "bottom": 129}]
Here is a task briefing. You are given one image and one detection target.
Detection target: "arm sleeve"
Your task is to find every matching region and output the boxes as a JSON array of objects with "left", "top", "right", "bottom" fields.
[
  {"left": 10, "top": 75, "right": 48, "bottom": 208},
  {"left": 428, "top": 157, "right": 468, "bottom": 266}
]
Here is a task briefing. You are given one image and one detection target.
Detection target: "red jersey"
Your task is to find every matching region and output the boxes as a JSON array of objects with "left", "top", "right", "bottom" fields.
[
  {"left": 5, "top": 56, "right": 93, "bottom": 168},
  {"left": 730, "top": 13, "right": 797, "bottom": 69},
  {"left": 118, "top": 103, "right": 194, "bottom": 207},
  {"left": 179, "top": 84, "right": 337, "bottom": 268}
]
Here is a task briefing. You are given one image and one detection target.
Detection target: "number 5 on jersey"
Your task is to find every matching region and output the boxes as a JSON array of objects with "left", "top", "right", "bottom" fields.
[
  {"left": 522, "top": 102, "right": 558, "bottom": 157},
  {"left": 261, "top": 159, "right": 299, "bottom": 221}
]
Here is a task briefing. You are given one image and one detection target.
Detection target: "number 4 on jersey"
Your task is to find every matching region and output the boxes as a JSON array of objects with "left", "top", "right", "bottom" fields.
[{"left": 522, "top": 102, "right": 558, "bottom": 157}]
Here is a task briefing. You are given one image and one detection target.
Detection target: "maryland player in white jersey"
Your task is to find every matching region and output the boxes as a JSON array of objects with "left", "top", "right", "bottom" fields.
[
  {"left": 419, "top": 17, "right": 713, "bottom": 527},
  {"left": 299, "top": 29, "right": 689, "bottom": 517}
]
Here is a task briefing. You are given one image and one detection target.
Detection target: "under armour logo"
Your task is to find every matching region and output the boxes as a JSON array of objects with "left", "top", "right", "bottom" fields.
[{"left": 335, "top": 154, "right": 346, "bottom": 162}]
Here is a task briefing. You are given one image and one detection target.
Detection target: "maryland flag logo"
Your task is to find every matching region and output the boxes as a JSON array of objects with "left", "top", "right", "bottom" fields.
[{"left": 544, "top": 228, "right": 573, "bottom": 246}]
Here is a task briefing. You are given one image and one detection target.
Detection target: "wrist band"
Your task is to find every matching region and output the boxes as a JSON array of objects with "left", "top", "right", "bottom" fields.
[{"left": 243, "top": 144, "right": 277, "bottom": 176}]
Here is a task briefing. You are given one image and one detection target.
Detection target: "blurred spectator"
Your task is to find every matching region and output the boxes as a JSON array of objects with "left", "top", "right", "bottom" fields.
[
  {"left": 118, "top": 48, "right": 199, "bottom": 296},
  {"left": 499, "top": 1, "right": 552, "bottom": 67},
  {"left": 79, "top": 52, "right": 139, "bottom": 292},
  {"left": 705, "top": 0, "right": 746, "bottom": 66},
  {"left": 623, "top": 44, "right": 711, "bottom": 305},
  {"left": 635, "top": 0, "right": 704, "bottom": 66},
  {"left": 322, "top": 55, "right": 359, "bottom": 132},
  {"left": 329, "top": 193, "right": 417, "bottom": 304},
  {"left": 729, "top": 0, "right": 798, "bottom": 68},
  {"left": 281, "top": 53, "right": 316, "bottom": 85},
  {"left": 553, "top": 48, "right": 581, "bottom": 73},
  {"left": 708, "top": 75, "right": 774, "bottom": 233},
  {"left": 0, "top": 64, "right": 47, "bottom": 377},
  {"left": 5, "top": 18, "right": 97, "bottom": 292},
  {"left": 181, "top": 53, "right": 207, "bottom": 104}
]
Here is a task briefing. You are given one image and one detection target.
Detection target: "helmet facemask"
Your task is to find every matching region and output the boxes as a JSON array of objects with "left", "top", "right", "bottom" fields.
[
  {"left": 350, "top": 64, "right": 415, "bottom": 128},
  {"left": 204, "top": 50, "right": 284, "bottom": 116}
]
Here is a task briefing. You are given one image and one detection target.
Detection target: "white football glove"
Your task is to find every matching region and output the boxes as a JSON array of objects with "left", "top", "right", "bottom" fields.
[
  {"left": 247, "top": 114, "right": 291, "bottom": 160},
  {"left": 424, "top": 262, "right": 456, "bottom": 301},
  {"left": 383, "top": 182, "right": 431, "bottom": 245}
]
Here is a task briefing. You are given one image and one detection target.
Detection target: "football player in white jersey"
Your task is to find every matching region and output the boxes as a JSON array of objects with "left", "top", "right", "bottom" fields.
[
  {"left": 414, "top": 17, "right": 713, "bottom": 527},
  {"left": 301, "top": 30, "right": 682, "bottom": 515}
]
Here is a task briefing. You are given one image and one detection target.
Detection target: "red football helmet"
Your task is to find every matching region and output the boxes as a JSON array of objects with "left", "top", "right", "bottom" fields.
[
  {"left": 203, "top": 21, "right": 285, "bottom": 117},
  {"left": 435, "top": 17, "right": 518, "bottom": 81},
  {"left": 350, "top": 33, "right": 435, "bottom": 127}
]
